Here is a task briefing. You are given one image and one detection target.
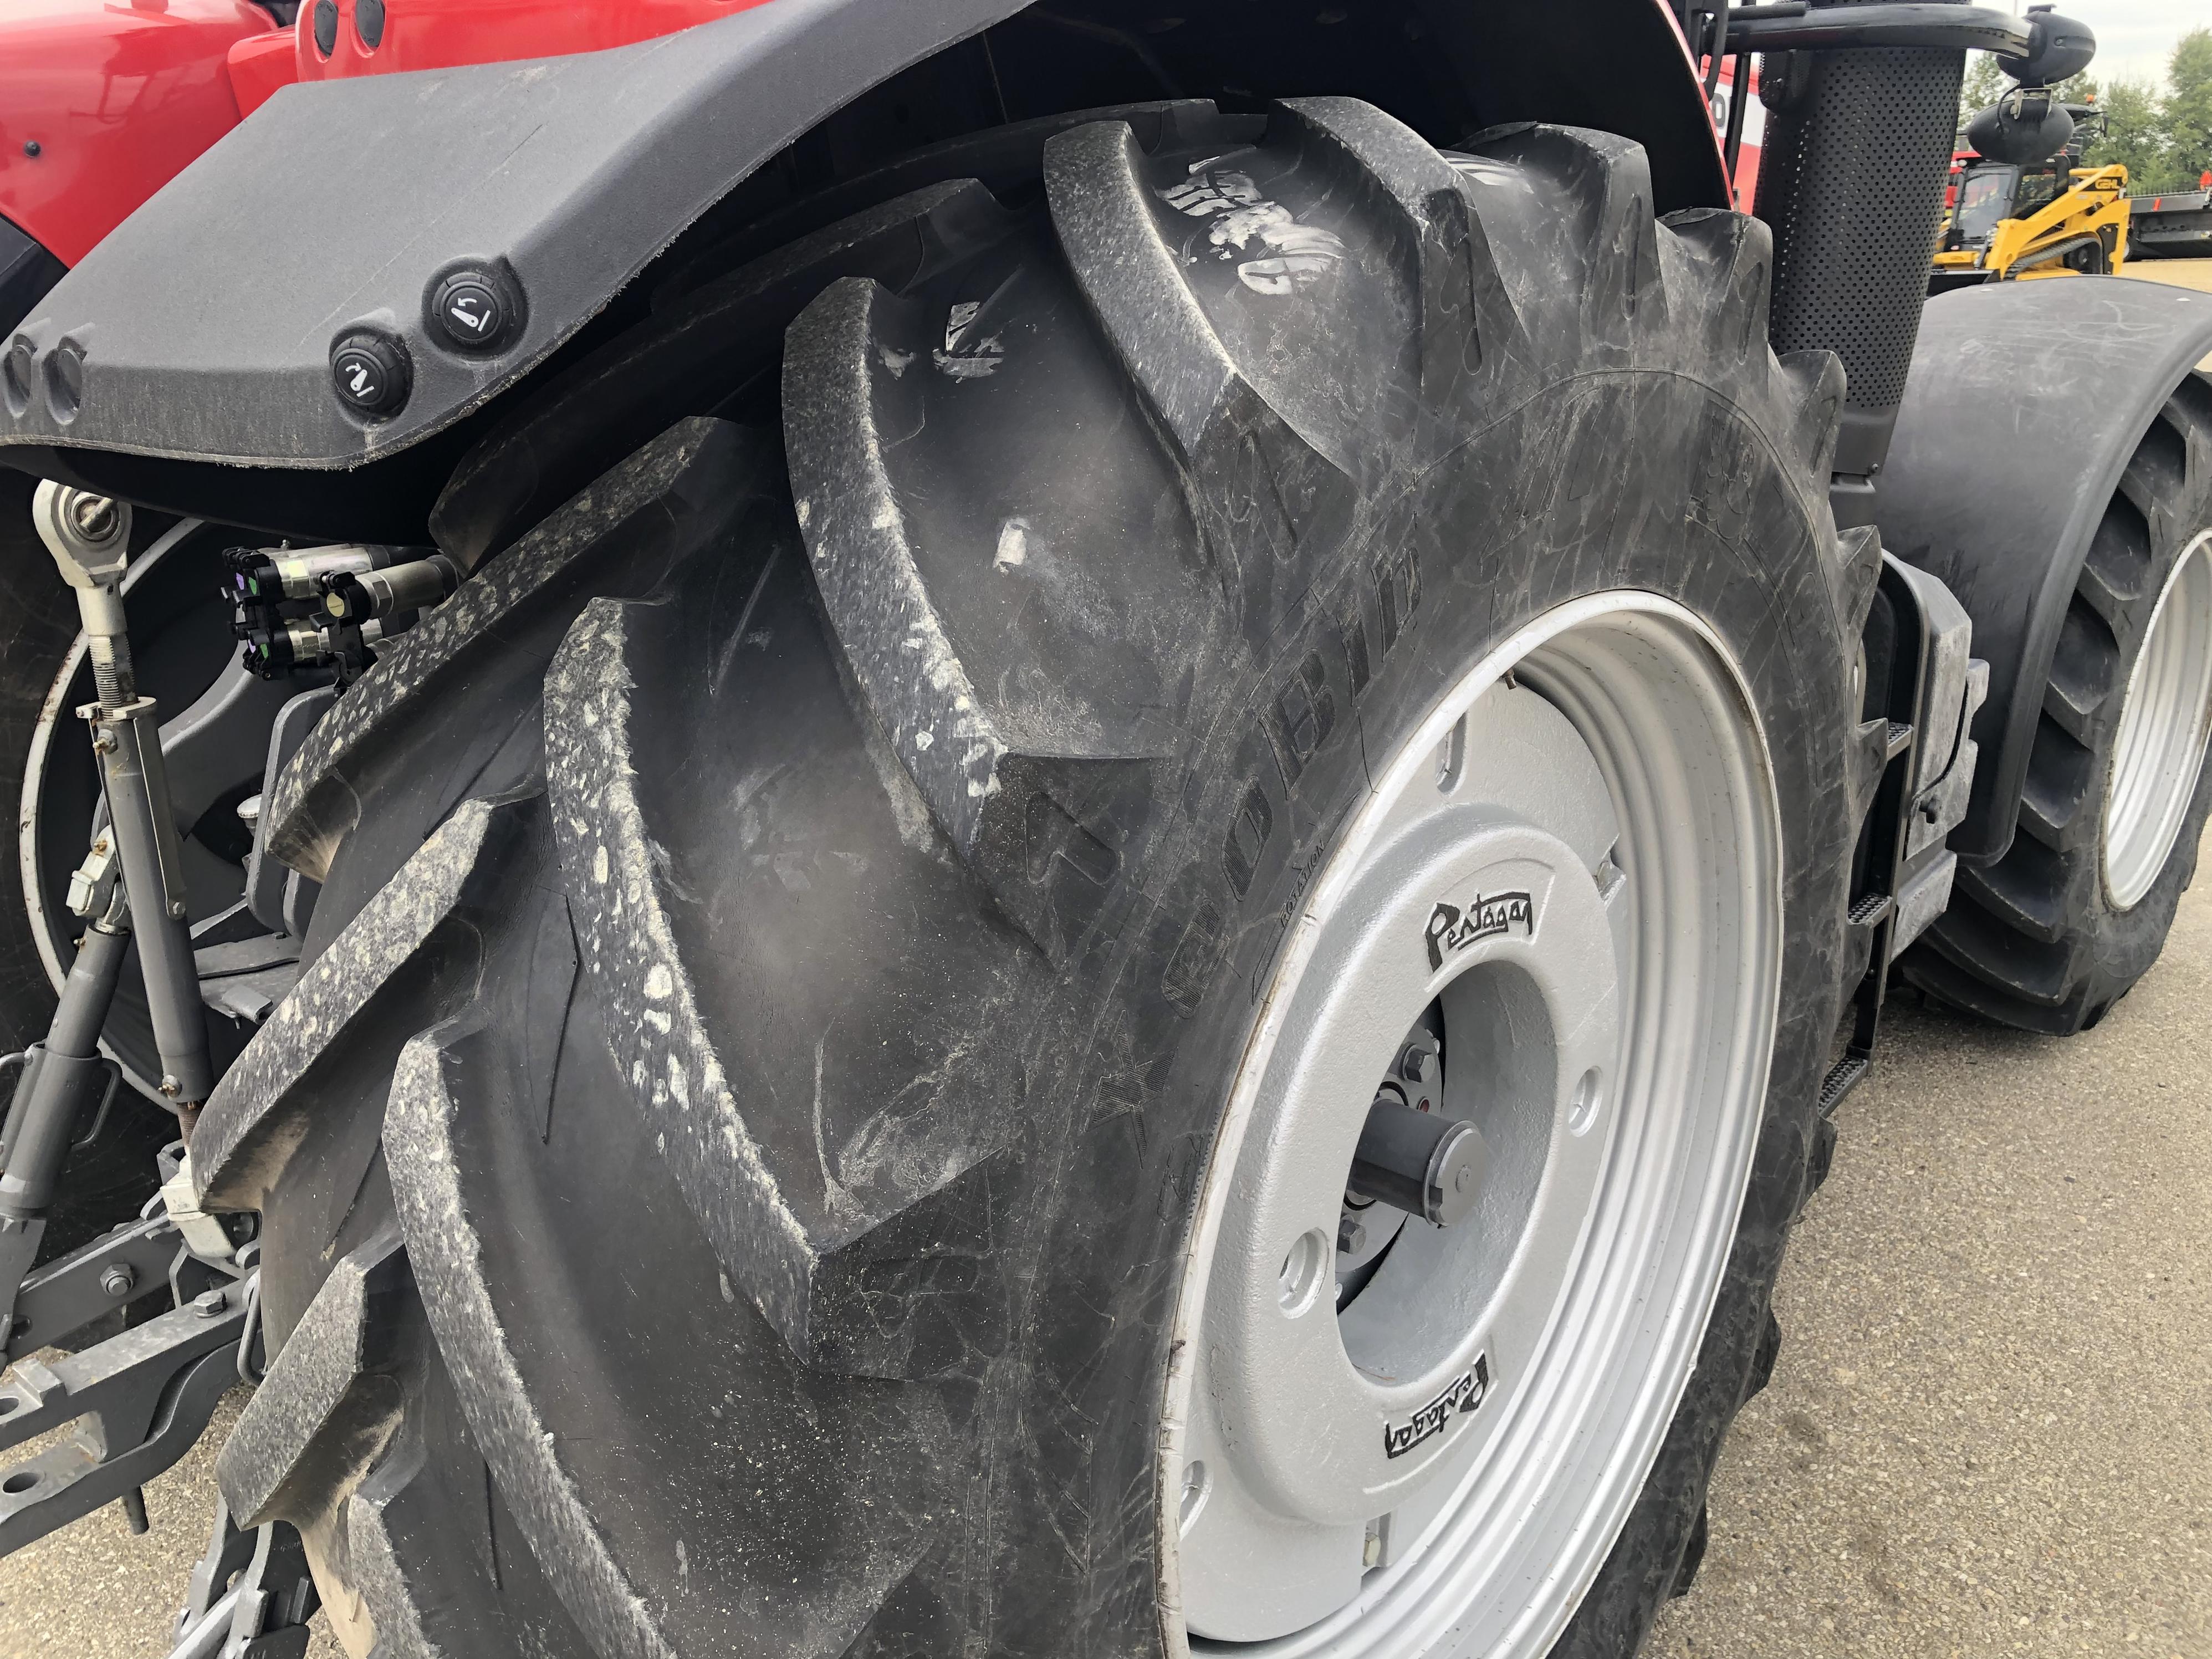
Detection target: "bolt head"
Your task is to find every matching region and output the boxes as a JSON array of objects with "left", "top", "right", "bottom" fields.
[
  {"left": 191, "top": 1288, "right": 228, "bottom": 1318},
  {"left": 1398, "top": 1044, "right": 1437, "bottom": 1084},
  {"left": 100, "top": 1263, "right": 135, "bottom": 1297},
  {"left": 1337, "top": 1217, "right": 1367, "bottom": 1255}
]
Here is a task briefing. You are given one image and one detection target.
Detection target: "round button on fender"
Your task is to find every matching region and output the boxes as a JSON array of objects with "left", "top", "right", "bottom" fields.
[
  {"left": 329, "top": 331, "right": 410, "bottom": 418},
  {"left": 429, "top": 268, "right": 517, "bottom": 354}
]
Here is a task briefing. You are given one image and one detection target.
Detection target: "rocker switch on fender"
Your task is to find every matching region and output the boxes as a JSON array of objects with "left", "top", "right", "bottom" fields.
[
  {"left": 329, "top": 332, "right": 410, "bottom": 417},
  {"left": 430, "top": 269, "right": 517, "bottom": 354}
]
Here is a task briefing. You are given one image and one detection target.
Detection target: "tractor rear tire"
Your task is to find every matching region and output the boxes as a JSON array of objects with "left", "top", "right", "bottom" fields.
[
  {"left": 202, "top": 102, "right": 1871, "bottom": 1658},
  {"left": 1902, "top": 374, "right": 2212, "bottom": 1034}
]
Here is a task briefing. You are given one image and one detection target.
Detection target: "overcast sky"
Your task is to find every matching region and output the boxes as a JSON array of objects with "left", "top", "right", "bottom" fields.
[{"left": 2050, "top": 0, "right": 2204, "bottom": 89}]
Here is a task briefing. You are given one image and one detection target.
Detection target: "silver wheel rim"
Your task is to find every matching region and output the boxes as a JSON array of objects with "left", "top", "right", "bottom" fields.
[
  {"left": 2102, "top": 530, "right": 2212, "bottom": 912},
  {"left": 1160, "top": 593, "right": 1784, "bottom": 1658}
]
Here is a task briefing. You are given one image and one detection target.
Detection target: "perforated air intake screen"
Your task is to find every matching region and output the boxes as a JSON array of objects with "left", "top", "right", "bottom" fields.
[{"left": 1755, "top": 44, "right": 1965, "bottom": 416}]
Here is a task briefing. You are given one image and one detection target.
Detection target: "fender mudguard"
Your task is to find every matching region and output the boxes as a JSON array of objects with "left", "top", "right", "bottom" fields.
[
  {"left": 0, "top": 0, "right": 1726, "bottom": 488},
  {"left": 1879, "top": 277, "right": 2212, "bottom": 864}
]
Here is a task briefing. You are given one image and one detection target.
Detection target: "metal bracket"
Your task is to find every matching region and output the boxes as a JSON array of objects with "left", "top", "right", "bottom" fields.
[
  {"left": 1821, "top": 554, "right": 1990, "bottom": 1115},
  {"left": 0, "top": 1293, "right": 246, "bottom": 1554},
  {"left": 1883, "top": 560, "right": 1991, "bottom": 961},
  {"left": 160, "top": 1148, "right": 238, "bottom": 1267},
  {"left": 3, "top": 1211, "right": 194, "bottom": 1361},
  {"left": 1904, "top": 658, "right": 1990, "bottom": 865},
  {"left": 167, "top": 1495, "right": 320, "bottom": 1659}
]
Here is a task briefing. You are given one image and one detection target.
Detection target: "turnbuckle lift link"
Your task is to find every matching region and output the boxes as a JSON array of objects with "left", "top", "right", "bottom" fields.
[
  {"left": 29, "top": 482, "right": 214, "bottom": 1116},
  {"left": 0, "top": 484, "right": 240, "bottom": 1549}
]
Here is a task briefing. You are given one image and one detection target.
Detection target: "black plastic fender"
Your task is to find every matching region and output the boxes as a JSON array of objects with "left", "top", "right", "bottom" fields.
[
  {"left": 0, "top": 0, "right": 1018, "bottom": 469},
  {"left": 1879, "top": 277, "right": 2212, "bottom": 864},
  {"left": 0, "top": 0, "right": 1728, "bottom": 484}
]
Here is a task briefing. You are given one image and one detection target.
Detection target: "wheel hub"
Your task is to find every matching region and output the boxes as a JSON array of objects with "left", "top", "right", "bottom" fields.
[{"left": 1164, "top": 595, "right": 1784, "bottom": 1657}]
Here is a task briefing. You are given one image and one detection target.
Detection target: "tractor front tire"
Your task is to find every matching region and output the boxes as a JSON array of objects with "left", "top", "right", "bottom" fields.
[{"left": 1904, "top": 374, "right": 2212, "bottom": 1033}]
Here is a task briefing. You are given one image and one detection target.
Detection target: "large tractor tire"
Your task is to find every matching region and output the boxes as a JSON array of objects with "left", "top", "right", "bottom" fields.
[
  {"left": 1902, "top": 374, "right": 2212, "bottom": 1033},
  {"left": 193, "top": 101, "right": 1872, "bottom": 1658}
]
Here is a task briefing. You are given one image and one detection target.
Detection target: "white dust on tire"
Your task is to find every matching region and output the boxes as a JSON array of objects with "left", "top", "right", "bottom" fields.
[{"left": 1158, "top": 161, "right": 1346, "bottom": 295}]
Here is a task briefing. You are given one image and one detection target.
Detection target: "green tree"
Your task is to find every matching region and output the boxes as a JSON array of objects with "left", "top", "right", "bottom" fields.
[
  {"left": 1959, "top": 52, "right": 2009, "bottom": 134},
  {"left": 2086, "top": 78, "right": 2180, "bottom": 192},
  {"left": 2165, "top": 27, "right": 2212, "bottom": 186},
  {"left": 2052, "top": 70, "right": 2099, "bottom": 105}
]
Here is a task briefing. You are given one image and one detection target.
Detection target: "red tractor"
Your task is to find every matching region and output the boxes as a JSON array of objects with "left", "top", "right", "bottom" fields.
[{"left": 1, "top": 3, "right": 2206, "bottom": 1657}]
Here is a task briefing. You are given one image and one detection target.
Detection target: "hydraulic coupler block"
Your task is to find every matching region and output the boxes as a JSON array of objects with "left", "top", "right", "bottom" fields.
[{"left": 227, "top": 544, "right": 454, "bottom": 681}]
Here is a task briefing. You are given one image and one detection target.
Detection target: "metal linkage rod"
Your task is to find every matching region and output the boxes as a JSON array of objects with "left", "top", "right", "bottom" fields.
[{"left": 32, "top": 482, "right": 213, "bottom": 1112}]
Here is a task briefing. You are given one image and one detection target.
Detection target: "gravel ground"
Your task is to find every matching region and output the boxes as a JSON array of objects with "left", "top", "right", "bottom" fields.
[
  {"left": 2123, "top": 258, "right": 2212, "bottom": 299},
  {"left": 2122, "top": 256, "right": 2212, "bottom": 371},
  {"left": 1649, "top": 829, "right": 2212, "bottom": 1658},
  {"left": 5, "top": 839, "right": 2211, "bottom": 1659}
]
